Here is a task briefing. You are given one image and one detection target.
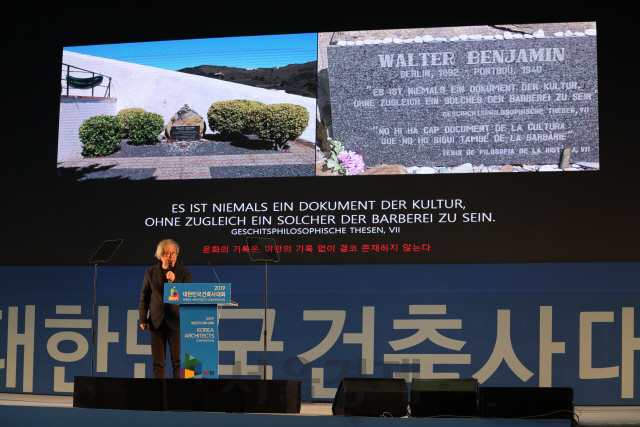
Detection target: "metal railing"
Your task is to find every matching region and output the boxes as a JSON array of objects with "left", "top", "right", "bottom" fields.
[{"left": 61, "top": 63, "right": 112, "bottom": 98}]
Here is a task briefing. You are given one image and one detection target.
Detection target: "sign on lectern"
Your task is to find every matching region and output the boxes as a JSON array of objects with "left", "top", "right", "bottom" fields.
[{"left": 164, "top": 283, "right": 231, "bottom": 379}]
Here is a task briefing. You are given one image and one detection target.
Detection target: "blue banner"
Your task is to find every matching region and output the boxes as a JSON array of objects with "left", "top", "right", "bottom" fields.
[{"left": 0, "top": 263, "right": 638, "bottom": 404}]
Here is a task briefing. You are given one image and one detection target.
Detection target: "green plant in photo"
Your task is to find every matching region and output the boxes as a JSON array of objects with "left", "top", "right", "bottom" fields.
[
  {"left": 125, "top": 111, "right": 165, "bottom": 145},
  {"left": 79, "top": 115, "right": 124, "bottom": 157},
  {"left": 325, "top": 137, "right": 346, "bottom": 174},
  {"left": 116, "top": 107, "right": 146, "bottom": 138},
  {"left": 252, "top": 103, "right": 309, "bottom": 150},
  {"left": 207, "top": 100, "right": 264, "bottom": 137}
]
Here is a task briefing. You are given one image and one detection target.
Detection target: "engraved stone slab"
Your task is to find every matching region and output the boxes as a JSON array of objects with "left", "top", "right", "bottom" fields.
[
  {"left": 327, "top": 36, "right": 599, "bottom": 166},
  {"left": 171, "top": 125, "right": 200, "bottom": 142},
  {"left": 165, "top": 104, "right": 206, "bottom": 141}
]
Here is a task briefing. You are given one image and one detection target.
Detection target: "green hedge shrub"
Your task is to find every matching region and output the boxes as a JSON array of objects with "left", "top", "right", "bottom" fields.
[
  {"left": 116, "top": 108, "right": 145, "bottom": 137},
  {"left": 116, "top": 107, "right": 145, "bottom": 126},
  {"left": 124, "top": 111, "right": 165, "bottom": 145},
  {"left": 116, "top": 108, "right": 165, "bottom": 145},
  {"left": 207, "top": 100, "right": 264, "bottom": 136},
  {"left": 79, "top": 115, "right": 124, "bottom": 157},
  {"left": 253, "top": 104, "right": 309, "bottom": 148}
]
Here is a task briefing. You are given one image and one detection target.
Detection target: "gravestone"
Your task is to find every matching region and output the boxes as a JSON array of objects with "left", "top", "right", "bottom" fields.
[
  {"left": 165, "top": 104, "right": 206, "bottom": 142},
  {"left": 327, "top": 35, "right": 599, "bottom": 167}
]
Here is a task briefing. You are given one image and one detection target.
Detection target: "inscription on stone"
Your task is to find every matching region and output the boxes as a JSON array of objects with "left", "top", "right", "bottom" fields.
[
  {"left": 171, "top": 126, "right": 200, "bottom": 141},
  {"left": 165, "top": 104, "right": 206, "bottom": 142},
  {"left": 327, "top": 37, "right": 599, "bottom": 166}
]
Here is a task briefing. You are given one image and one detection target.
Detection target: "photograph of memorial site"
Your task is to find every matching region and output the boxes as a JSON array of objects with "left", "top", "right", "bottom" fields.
[
  {"left": 317, "top": 22, "right": 599, "bottom": 176},
  {"left": 57, "top": 34, "right": 317, "bottom": 180}
]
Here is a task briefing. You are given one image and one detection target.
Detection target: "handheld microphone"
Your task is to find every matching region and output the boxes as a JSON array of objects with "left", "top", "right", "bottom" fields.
[{"left": 167, "top": 261, "right": 174, "bottom": 283}]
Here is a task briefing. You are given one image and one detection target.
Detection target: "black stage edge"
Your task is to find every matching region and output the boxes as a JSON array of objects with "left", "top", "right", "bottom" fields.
[
  {"left": 73, "top": 376, "right": 301, "bottom": 413},
  {"left": 479, "top": 387, "right": 574, "bottom": 420}
]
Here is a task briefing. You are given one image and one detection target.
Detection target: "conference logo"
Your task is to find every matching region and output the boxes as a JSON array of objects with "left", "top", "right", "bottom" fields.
[
  {"left": 169, "top": 286, "right": 179, "bottom": 301},
  {"left": 182, "top": 353, "right": 202, "bottom": 379}
]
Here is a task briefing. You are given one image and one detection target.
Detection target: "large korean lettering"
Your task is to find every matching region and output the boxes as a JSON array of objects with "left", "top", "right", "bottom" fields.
[
  {"left": 473, "top": 309, "right": 533, "bottom": 383},
  {"left": 45, "top": 305, "right": 91, "bottom": 392},
  {"left": 539, "top": 306, "right": 566, "bottom": 387},
  {"left": 6, "top": 306, "right": 35, "bottom": 392},
  {"left": 384, "top": 305, "right": 470, "bottom": 381},
  {"left": 218, "top": 309, "right": 283, "bottom": 379},
  {"left": 621, "top": 307, "right": 640, "bottom": 398},
  {"left": 297, "top": 307, "right": 375, "bottom": 398}
]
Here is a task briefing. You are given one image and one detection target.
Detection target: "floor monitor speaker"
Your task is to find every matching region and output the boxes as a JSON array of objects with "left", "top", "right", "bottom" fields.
[
  {"left": 480, "top": 387, "right": 574, "bottom": 420},
  {"left": 332, "top": 377, "right": 408, "bottom": 417},
  {"left": 410, "top": 378, "right": 478, "bottom": 417}
]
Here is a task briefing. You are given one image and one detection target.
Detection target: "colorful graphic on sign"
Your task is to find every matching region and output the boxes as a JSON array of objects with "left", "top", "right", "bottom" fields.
[
  {"left": 169, "top": 286, "right": 179, "bottom": 301},
  {"left": 181, "top": 353, "right": 203, "bottom": 379}
]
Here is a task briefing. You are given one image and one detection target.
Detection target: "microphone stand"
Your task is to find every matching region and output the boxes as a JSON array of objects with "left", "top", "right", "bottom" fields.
[
  {"left": 263, "top": 260, "right": 268, "bottom": 378},
  {"left": 245, "top": 237, "right": 279, "bottom": 380},
  {"left": 88, "top": 239, "right": 123, "bottom": 377}
]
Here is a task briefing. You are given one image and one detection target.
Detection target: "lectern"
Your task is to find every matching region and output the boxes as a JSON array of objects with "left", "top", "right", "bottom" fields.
[
  {"left": 164, "top": 283, "right": 234, "bottom": 378},
  {"left": 74, "top": 282, "right": 301, "bottom": 412}
]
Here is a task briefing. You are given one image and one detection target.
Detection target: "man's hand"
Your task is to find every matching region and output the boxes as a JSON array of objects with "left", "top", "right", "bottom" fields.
[
  {"left": 166, "top": 271, "right": 176, "bottom": 283},
  {"left": 140, "top": 323, "right": 149, "bottom": 330}
]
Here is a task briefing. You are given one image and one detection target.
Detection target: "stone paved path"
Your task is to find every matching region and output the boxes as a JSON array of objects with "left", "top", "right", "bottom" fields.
[{"left": 57, "top": 140, "right": 315, "bottom": 180}]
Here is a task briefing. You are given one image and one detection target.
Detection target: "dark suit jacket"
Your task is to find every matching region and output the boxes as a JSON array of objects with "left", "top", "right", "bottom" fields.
[{"left": 139, "top": 262, "right": 193, "bottom": 330}]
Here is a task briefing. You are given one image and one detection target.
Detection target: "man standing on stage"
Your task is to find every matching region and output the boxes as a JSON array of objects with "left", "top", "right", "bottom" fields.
[{"left": 139, "top": 239, "right": 193, "bottom": 378}]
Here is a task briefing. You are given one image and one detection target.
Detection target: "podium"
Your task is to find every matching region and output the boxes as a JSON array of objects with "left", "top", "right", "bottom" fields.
[
  {"left": 74, "top": 282, "right": 302, "bottom": 413},
  {"left": 164, "top": 283, "right": 234, "bottom": 379}
]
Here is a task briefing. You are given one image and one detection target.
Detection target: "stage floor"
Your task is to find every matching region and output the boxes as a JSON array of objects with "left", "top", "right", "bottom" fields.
[{"left": 1, "top": 393, "right": 638, "bottom": 425}]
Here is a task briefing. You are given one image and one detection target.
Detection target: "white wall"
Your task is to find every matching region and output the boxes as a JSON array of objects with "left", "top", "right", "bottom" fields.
[
  {"left": 59, "top": 51, "right": 316, "bottom": 157},
  {"left": 58, "top": 97, "right": 117, "bottom": 161}
]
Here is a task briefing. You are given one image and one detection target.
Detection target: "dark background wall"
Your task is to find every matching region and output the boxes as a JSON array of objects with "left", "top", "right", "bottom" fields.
[{"left": 1, "top": 0, "right": 638, "bottom": 404}]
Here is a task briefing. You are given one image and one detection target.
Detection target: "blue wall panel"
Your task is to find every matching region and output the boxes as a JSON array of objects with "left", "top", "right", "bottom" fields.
[{"left": 0, "top": 263, "right": 638, "bottom": 404}]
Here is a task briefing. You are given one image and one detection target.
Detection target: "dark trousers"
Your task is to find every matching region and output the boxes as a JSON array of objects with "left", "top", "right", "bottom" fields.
[{"left": 149, "top": 320, "right": 181, "bottom": 378}]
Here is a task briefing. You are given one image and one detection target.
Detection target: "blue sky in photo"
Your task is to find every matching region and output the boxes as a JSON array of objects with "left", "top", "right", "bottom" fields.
[{"left": 65, "top": 33, "right": 318, "bottom": 70}]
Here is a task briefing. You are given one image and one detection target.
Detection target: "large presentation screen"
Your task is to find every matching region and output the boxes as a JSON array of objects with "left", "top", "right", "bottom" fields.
[
  {"left": 58, "top": 23, "right": 598, "bottom": 180},
  {"left": 20, "top": 19, "right": 631, "bottom": 266}
]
